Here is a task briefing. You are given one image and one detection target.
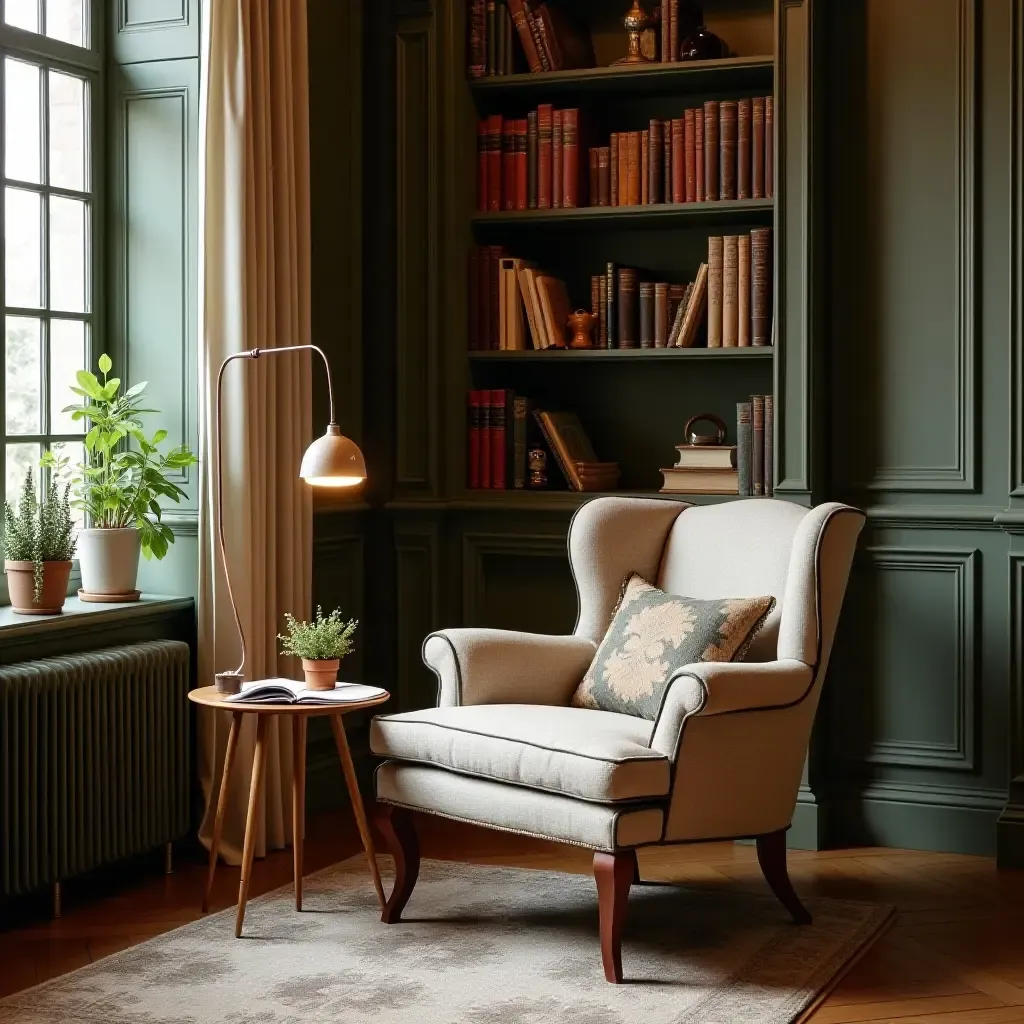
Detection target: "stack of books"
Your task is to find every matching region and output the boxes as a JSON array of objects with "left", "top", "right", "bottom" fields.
[{"left": 660, "top": 443, "right": 738, "bottom": 495}]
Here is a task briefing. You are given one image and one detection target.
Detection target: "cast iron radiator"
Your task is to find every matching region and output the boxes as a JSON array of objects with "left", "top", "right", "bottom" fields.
[{"left": 0, "top": 640, "right": 191, "bottom": 897}]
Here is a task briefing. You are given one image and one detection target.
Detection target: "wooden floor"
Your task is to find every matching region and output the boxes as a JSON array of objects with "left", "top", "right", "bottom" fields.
[{"left": 2, "top": 809, "right": 1024, "bottom": 1022}]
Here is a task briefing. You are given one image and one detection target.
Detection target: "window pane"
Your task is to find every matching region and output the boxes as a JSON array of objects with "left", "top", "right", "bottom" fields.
[
  {"left": 48, "top": 71, "right": 85, "bottom": 191},
  {"left": 49, "top": 195, "right": 86, "bottom": 312},
  {"left": 6, "top": 316, "right": 41, "bottom": 435},
  {"left": 5, "top": 0, "right": 39, "bottom": 33},
  {"left": 45, "top": 0, "right": 84, "bottom": 47},
  {"left": 5, "top": 188, "right": 42, "bottom": 308},
  {"left": 49, "top": 440, "right": 83, "bottom": 530},
  {"left": 5, "top": 59, "right": 41, "bottom": 184},
  {"left": 50, "top": 318, "right": 85, "bottom": 433},
  {"left": 6, "top": 442, "right": 40, "bottom": 510}
]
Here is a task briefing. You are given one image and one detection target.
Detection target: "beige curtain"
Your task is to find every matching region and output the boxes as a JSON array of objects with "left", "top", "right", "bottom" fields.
[{"left": 196, "top": 0, "right": 313, "bottom": 864}]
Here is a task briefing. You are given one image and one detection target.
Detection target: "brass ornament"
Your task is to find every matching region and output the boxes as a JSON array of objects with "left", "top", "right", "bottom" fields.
[
  {"left": 612, "top": 1, "right": 653, "bottom": 66},
  {"left": 567, "top": 309, "right": 596, "bottom": 349},
  {"left": 683, "top": 412, "right": 727, "bottom": 446}
]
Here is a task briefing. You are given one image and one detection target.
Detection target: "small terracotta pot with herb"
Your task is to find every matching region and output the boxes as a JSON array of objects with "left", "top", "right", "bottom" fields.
[{"left": 278, "top": 607, "right": 358, "bottom": 691}]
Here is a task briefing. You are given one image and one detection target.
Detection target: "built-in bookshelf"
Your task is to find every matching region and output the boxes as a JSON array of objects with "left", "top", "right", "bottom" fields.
[{"left": 463, "top": 0, "right": 777, "bottom": 505}]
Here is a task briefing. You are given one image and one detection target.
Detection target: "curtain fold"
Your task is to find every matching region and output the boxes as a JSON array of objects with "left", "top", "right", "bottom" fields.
[{"left": 197, "top": 0, "right": 313, "bottom": 865}]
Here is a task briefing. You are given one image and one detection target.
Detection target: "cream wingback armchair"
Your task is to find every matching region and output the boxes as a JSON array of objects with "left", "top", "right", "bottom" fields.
[{"left": 370, "top": 496, "right": 865, "bottom": 983}]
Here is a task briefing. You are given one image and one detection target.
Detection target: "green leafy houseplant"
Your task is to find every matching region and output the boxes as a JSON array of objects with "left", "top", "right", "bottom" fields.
[
  {"left": 56, "top": 353, "right": 198, "bottom": 562},
  {"left": 279, "top": 607, "right": 358, "bottom": 690},
  {"left": 3, "top": 465, "right": 76, "bottom": 603}
]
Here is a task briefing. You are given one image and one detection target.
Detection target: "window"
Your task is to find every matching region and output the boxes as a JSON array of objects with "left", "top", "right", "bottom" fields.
[{"left": 1, "top": 0, "right": 97, "bottom": 516}]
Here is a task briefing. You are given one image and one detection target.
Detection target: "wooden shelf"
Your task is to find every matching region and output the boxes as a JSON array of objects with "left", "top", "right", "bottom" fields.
[
  {"left": 446, "top": 489, "right": 744, "bottom": 511},
  {"left": 472, "top": 198, "right": 774, "bottom": 231},
  {"left": 469, "top": 346, "right": 774, "bottom": 362},
  {"left": 469, "top": 56, "right": 775, "bottom": 104}
]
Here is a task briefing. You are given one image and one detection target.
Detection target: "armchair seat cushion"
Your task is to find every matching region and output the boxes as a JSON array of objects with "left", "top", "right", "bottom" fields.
[{"left": 370, "top": 704, "right": 670, "bottom": 804}]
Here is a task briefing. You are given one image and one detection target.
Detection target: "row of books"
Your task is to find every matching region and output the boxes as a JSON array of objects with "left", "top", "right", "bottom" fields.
[
  {"left": 469, "top": 0, "right": 593, "bottom": 78},
  {"left": 467, "top": 391, "right": 617, "bottom": 491},
  {"left": 707, "top": 229, "right": 773, "bottom": 348},
  {"left": 589, "top": 98, "right": 774, "bottom": 208}
]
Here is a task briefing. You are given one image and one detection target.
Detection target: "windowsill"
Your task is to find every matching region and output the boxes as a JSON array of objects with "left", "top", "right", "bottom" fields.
[{"left": 0, "top": 593, "right": 194, "bottom": 638}]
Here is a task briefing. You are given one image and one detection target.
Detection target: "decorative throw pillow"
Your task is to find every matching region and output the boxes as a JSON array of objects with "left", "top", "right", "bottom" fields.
[{"left": 571, "top": 574, "right": 776, "bottom": 720}]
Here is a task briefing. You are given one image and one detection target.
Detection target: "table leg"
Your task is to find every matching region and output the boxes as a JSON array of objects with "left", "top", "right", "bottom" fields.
[
  {"left": 330, "top": 714, "right": 386, "bottom": 910},
  {"left": 235, "top": 714, "right": 269, "bottom": 938},
  {"left": 292, "top": 715, "right": 307, "bottom": 911},
  {"left": 203, "top": 710, "right": 242, "bottom": 913}
]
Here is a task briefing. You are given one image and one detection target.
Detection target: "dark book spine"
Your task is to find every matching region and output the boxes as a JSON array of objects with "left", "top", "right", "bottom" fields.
[
  {"left": 494, "top": 0, "right": 505, "bottom": 74},
  {"left": 479, "top": 391, "right": 492, "bottom": 487},
  {"left": 469, "top": 0, "right": 486, "bottom": 78},
  {"left": 639, "top": 281, "right": 655, "bottom": 349},
  {"left": 671, "top": 118, "right": 684, "bottom": 203},
  {"left": 752, "top": 96, "right": 766, "bottom": 199},
  {"left": 627, "top": 130, "right": 641, "bottom": 206},
  {"left": 618, "top": 131, "right": 629, "bottom": 206},
  {"left": 507, "top": 0, "right": 543, "bottom": 72},
  {"left": 591, "top": 274, "right": 601, "bottom": 318},
  {"left": 737, "top": 402, "right": 752, "bottom": 496},
  {"left": 752, "top": 394, "right": 765, "bottom": 496},
  {"left": 695, "top": 107, "right": 704, "bottom": 205},
  {"left": 527, "top": 110, "right": 538, "bottom": 209},
  {"left": 476, "top": 120, "right": 488, "bottom": 213},
  {"left": 514, "top": 119, "right": 528, "bottom": 210},
  {"left": 486, "top": 0, "right": 496, "bottom": 75},
  {"left": 669, "top": 0, "right": 679, "bottom": 62},
  {"left": 478, "top": 244, "right": 491, "bottom": 354},
  {"left": 764, "top": 394, "right": 774, "bottom": 497},
  {"left": 552, "top": 109, "right": 563, "bottom": 209},
  {"left": 502, "top": 120, "right": 516, "bottom": 210},
  {"left": 588, "top": 147, "right": 599, "bottom": 207},
  {"left": 598, "top": 275, "right": 609, "bottom": 347},
  {"left": 598, "top": 145, "right": 610, "bottom": 206},
  {"left": 703, "top": 100, "right": 719, "bottom": 201},
  {"left": 649, "top": 119, "right": 662, "bottom": 204},
  {"left": 487, "top": 114, "right": 502, "bottom": 211},
  {"left": 606, "top": 261, "right": 617, "bottom": 348},
  {"left": 512, "top": 395, "right": 529, "bottom": 489},
  {"left": 654, "top": 281, "right": 669, "bottom": 347},
  {"left": 469, "top": 390, "right": 482, "bottom": 487},
  {"left": 537, "top": 104, "right": 553, "bottom": 209},
  {"left": 468, "top": 246, "right": 480, "bottom": 351},
  {"left": 719, "top": 100, "right": 737, "bottom": 201},
  {"left": 737, "top": 97, "right": 751, "bottom": 200},
  {"left": 684, "top": 108, "right": 696, "bottom": 203},
  {"left": 491, "top": 388, "right": 511, "bottom": 489},
  {"left": 661, "top": 0, "right": 671, "bottom": 62},
  {"left": 618, "top": 268, "right": 638, "bottom": 349},
  {"left": 488, "top": 245, "right": 504, "bottom": 350},
  {"left": 562, "top": 108, "right": 579, "bottom": 207},
  {"left": 666, "top": 290, "right": 687, "bottom": 347},
  {"left": 504, "top": 2, "right": 514, "bottom": 74},
  {"left": 525, "top": 5, "right": 550, "bottom": 71},
  {"left": 663, "top": 119, "right": 672, "bottom": 203},
  {"left": 765, "top": 96, "right": 774, "bottom": 197},
  {"left": 609, "top": 133, "right": 619, "bottom": 207},
  {"left": 751, "top": 227, "right": 772, "bottom": 346},
  {"left": 667, "top": 283, "right": 685, "bottom": 329},
  {"left": 641, "top": 129, "right": 649, "bottom": 205}
]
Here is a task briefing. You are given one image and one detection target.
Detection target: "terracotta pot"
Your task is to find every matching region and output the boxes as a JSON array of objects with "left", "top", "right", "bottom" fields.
[
  {"left": 302, "top": 658, "right": 339, "bottom": 691},
  {"left": 5, "top": 560, "right": 73, "bottom": 615},
  {"left": 78, "top": 527, "right": 140, "bottom": 597}
]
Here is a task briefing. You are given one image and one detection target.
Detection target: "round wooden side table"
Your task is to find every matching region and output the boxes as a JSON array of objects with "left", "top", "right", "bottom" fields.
[{"left": 189, "top": 685, "right": 391, "bottom": 936}]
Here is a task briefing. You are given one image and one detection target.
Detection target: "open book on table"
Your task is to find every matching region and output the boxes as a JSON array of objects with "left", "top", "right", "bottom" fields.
[{"left": 225, "top": 678, "right": 387, "bottom": 705}]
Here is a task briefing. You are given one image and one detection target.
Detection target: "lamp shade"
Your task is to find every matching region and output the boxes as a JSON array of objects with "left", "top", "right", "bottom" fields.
[{"left": 299, "top": 424, "right": 366, "bottom": 487}]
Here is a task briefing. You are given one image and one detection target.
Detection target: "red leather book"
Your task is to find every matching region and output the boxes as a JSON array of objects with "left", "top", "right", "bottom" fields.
[
  {"left": 648, "top": 119, "right": 662, "bottom": 203},
  {"left": 661, "top": 0, "right": 671, "bottom": 62},
  {"left": 490, "top": 388, "right": 513, "bottom": 489},
  {"left": 468, "top": 247, "right": 480, "bottom": 351},
  {"left": 663, "top": 119, "right": 672, "bottom": 203},
  {"left": 752, "top": 96, "right": 765, "bottom": 198},
  {"left": 737, "top": 98, "right": 751, "bottom": 199},
  {"left": 668, "top": 0, "right": 679, "bottom": 62},
  {"left": 477, "top": 120, "right": 488, "bottom": 212},
  {"left": 609, "top": 133, "right": 619, "bottom": 207},
  {"left": 618, "top": 132, "right": 629, "bottom": 206},
  {"left": 487, "top": 114, "right": 503, "bottom": 211},
  {"left": 480, "top": 391, "right": 492, "bottom": 488},
  {"left": 695, "top": 107, "right": 705, "bottom": 203},
  {"left": 671, "top": 118, "right": 684, "bottom": 204},
  {"left": 684, "top": 108, "right": 696, "bottom": 203},
  {"left": 502, "top": 120, "right": 516, "bottom": 210},
  {"left": 765, "top": 96, "right": 774, "bottom": 197},
  {"left": 469, "top": 0, "right": 487, "bottom": 78},
  {"left": 703, "top": 100, "right": 719, "bottom": 201},
  {"left": 719, "top": 101, "right": 737, "bottom": 200},
  {"left": 641, "top": 130, "right": 649, "bottom": 204},
  {"left": 598, "top": 146, "right": 610, "bottom": 206},
  {"left": 627, "top": 131, "right": 641, "bottom": 206},
  {"left": 468, "top": 390, "right": 482, "bottom": 487},
  {"left": 537, "top": 104, "right": 553, "bottom": 209},
  {"left": 552, "top": 109, "right": 563, "bottom": 209},
  {"left": 514, "top": 119, "right": 528, "bottom": 210},
  {"left": 527, "top": 110, "right": 538, "bottom": 209},
  {"left": 588, "top": 147, "right": 599, "bottom": 206},
  {"left": 562, "top": 108, "right": 580, "bottom": 207},
  {"left": 506, "top": 0, "right": 543, "bottom": 72}
]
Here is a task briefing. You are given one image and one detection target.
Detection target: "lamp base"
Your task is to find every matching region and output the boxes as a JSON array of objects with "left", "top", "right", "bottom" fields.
[{"left": 215, "top": 672, "right": 244, "bottom": 695}]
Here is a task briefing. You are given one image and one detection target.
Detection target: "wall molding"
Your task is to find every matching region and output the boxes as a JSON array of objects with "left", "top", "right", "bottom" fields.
[
  {"left": 395, "top": 520, "right": 442, "bottom": 711},
  {"left": 1012, "top": 0, "right": 1024, "bottom": 496},
  {"left": 118, "top": 0, "right": 187, "bottom": 31},
  {"left": 865, "top": 504, "right": 1004, "bottom": 530}
]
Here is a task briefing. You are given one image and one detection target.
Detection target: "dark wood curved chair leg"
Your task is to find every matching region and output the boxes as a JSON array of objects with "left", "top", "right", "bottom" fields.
[
  {"left": 756, "top": 829, "right": 812, "bottom": 925},
  {"left": 373, "top": 804, "right": 420, "bottom": 924},
  {"left": 594, "top": 849, "right": 636, "bottom": 984}
]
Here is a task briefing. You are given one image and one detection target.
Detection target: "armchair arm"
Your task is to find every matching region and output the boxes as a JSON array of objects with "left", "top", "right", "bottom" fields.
[
  {"left": 422, "top": 629, "right": 597, "bottom": 707},
  {"left": 649, "top": 659, "right": 814, "bottom": 758}
]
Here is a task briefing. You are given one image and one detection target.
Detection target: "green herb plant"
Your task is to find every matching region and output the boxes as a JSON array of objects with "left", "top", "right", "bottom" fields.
[
  {"left": 3, "top": 464, "right": 76, "bottom": 601},
  {"left": 278, "top": 606, "right": 358, "bottom": 662},
  {"left": 48, "top": 353, "right": 198, "bottom": 561}
]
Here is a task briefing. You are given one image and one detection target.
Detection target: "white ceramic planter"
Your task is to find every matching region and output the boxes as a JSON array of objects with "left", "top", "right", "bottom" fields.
[{"left": 78, "top": 527, "right": 141, "bottom": 596}]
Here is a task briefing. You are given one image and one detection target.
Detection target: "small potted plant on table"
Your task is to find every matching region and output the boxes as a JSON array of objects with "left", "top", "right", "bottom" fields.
[
  {"left": 278, "top": 606, "right": 358, "bottom": 690},
  {"left": 3, "top": 465, "right": 76, "bottom": 614}
]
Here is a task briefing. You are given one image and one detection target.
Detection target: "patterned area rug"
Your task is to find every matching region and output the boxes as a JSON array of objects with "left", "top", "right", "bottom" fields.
[{"left": 0, "top": 857, "right": 893, "bottom": 1024}]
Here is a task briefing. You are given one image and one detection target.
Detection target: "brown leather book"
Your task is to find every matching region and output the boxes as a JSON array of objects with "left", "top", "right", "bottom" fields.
[
  {"left": 648, "top": 119, "right": 662, "bottom": 204},
  {"left": 517, "top": 266, "right": 548, "bottom": 349},
  {"left": 707, "top": 235, "right": 723, "bottom": 347},
  {"left": 618, "top": 133, "right": 630, "bottom": 207},
  {"left": 588, "top": 147, "right": 599, "bottom": 206},
  {"left": 617, "top": 267, "right": 638, "bottom": 348},
  {"left": 537, "top": 104, "right": 553, "bottom": 209},
  {"left": 537, "top": 275, "right": 571, "bottom": 348},
  {"left": 654, "top": 282, "right": 669, "bottom": 347},
  {"left": 764, "top": 394, "right": 774, "bottom": 496},
  {"left": 527, "top": 110, "right": 538, "bottom": 209},
  {"left": 663, "top": 119, "right": 673, "bottom": 203},
  {"left": 668, "top": 0, "right": 679, "bottom": 62},
  {"left": 552, "top": 109, "right": 563, "bottom": 209},
  {"left": 719, "top": 101, "right": 737, "bottom": 201},
  {"left": 476, "top": 120, "right": 488, "bottom": 212},
  {"left": 736, "top": 401, "right": 752, "bottom": 495},
  {"left": 627, "top": 131, "right": 641, "bottom": 206},
  {"left": 598, "top": 275, "right": 609, "bottom": 347},
  {"left": 530, "top": 1, "right": 595, "bottom": 71},
  {"left": 661, "top": 0, "right": 671, "bottom": 62},
  {"left": 640, "top": 130, "right": 649, "bottom": 205},
  {"left": 703, "top": 100, "right": 719, "bottom": 201},
  {"left": 507, "top": 0, "right": 543, "bottom": 72},
  {"left": 752, "top": 97, "right": 765, "bottom": 199},
  {"left": 677, "top": 262, "right": 708, "bottom": 348},
  {"left": 468, "top": 247, "right": 480, "bottom": 351},
  {"left": 722, "top": 234, "right": 739, "bottom": 347},
  {"left": 523, "top": 3, "right": 550, "bottom": 70},
  {"left": 752, "top": 394, "right": 765, "bottom": 496},
  {"left": 671, "top": 118, "right": 684, "bottom": 203},
  {"left": 738, "top": 232, "right": 751, "bottom": 346},
  {"left": 684, "top": 108, "right": 696, "bottom": 203},
  {"left": 502, "top": 120, "right": 516, "bottom": 210},
  {"left": 765, "top": 96, "right": 774, "bottom": 197},
  {"left": 562, "top": 108, "right": 581, "bottom": 207},
  {"left": 499, "top": 256, "right": 532, "bottom": 350},
  {"left": 487, "top": 115, "right": 503, "bottom": 211},
  {"left": 591, "top": 274, "right": 601, "bottom": 319},
  {"left": 695, "top": 107, "right": 704, "bottom": 204},
  {"left": 751, "top": 227, "right": 772, "bottom": 346},
  {"left": 486, "top": 1, "right": 496, "bottom": 75},
  {"left": 515, "top": 119, "right": 528, "bottom": 210},
  {"left": 606, "top": 261, "right": 616, "bottom": 347},
  {"left": 610, "top": 133, "right": 619, "bottom": 207},
  {"left": 598, "top": 146, "right": 610, "bottom": 206},
  {"left": 639, "top": 281, "right": 655, "bottom": 348},
  {"left": 667, "top": 282, "right": 685, "bottom": 327},
  {"left": 469, "top": 0, "right": 487, "bottom": 78},
  {"left": 666, "top": 287, "right": 686, "bottom": 347},
  {"left": 737, "top": 98, "right": 751, "bottom": 200}
]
